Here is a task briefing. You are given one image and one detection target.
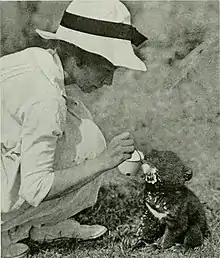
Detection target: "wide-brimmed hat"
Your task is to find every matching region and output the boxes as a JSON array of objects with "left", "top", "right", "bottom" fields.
[{"left": 36, "top": 0, "right": 148, "bottom": 71}]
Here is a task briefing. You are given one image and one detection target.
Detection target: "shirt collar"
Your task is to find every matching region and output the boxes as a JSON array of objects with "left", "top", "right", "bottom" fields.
[
  {"left": 48, "top": 49, "right": 67, "bottom": 98},
  {"left": 33, "top": 48, "right": 67, "bottom": 98}
]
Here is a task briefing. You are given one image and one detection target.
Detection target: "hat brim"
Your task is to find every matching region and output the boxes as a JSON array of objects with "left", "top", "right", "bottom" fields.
[{"left": 36, "top": 27, "right": 147, "bottom": 71}]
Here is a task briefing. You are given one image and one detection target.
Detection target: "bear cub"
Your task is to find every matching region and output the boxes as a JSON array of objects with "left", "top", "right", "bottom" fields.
[{"left": 136, "top": 149, "right": 209, "bottom": 249}]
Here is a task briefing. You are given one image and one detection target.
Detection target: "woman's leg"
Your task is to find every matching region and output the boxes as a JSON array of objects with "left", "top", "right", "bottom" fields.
[{"left": 1, "top": 174, "right": 104, "bottom": 244}]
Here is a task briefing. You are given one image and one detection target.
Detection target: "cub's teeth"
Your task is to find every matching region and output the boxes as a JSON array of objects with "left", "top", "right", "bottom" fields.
[{"left": 144, "top": 166, "right": 158, "bottom": 184}]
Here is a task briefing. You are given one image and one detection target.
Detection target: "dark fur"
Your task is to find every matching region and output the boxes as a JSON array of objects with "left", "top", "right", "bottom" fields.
[{"left": 136, "top": 149, "right": 209, "bottom": 249}]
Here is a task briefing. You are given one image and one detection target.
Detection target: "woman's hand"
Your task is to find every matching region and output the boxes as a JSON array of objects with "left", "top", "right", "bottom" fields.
[
  {"left": 46, "top": 132, "right": 135, "bottom": 200},
  {"left": 97, "top": 132, "right": 135, "bottom": 171}
]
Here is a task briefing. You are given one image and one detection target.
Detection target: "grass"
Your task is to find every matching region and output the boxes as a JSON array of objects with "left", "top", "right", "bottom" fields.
[{"left": 23, "top": 171, "right": 220, "bottom": 258}]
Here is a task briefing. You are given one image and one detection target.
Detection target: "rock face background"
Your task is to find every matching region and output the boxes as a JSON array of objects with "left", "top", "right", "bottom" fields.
[{"left": 1, "top": 1, "right": 219, "bottom": 198}]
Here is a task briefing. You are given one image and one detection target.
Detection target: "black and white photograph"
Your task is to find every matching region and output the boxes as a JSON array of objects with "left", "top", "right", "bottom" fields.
[{"left": 0, "top": 0, "right": 219, "bottom": 257}]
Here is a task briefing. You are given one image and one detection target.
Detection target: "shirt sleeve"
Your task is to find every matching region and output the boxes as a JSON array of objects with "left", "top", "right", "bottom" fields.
[{"left": 19, "top": 98, "right": 66, "bottom": 207}]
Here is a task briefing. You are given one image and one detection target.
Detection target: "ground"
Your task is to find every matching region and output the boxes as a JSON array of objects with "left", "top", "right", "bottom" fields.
[
  {"left": 23, "top": 173, "right": 220, "bottom": 258},
  {"left": 1, "top": 1, "right": 219, "bottom": 257}
]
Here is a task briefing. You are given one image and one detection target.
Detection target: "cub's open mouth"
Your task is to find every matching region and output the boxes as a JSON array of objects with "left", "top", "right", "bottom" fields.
[
  {"left": 146, "top": 173, "right": 157, "bottom": 184},
  {"left": 141, "top": 163, "right": 158, "bottom": 184}
]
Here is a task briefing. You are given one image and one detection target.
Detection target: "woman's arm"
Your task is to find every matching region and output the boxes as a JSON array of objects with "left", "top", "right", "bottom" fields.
[
  {"left": 46, "top": 131, "right": 135, "bottom": 200},
  {"left": 21, "top": 99, "right": 134, "bottom": 207},
  {"left": 44, "top": 156, "right": 106, "bottom": 200}
]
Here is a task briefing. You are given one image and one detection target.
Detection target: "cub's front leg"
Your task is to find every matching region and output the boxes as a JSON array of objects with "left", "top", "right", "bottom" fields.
[
  {"left": 159, "top": 208, "right": 188, "bottom": 249},
  {"left": 159, "top": 227, "right": 177, "bottom": 249},
  {"left": 135, "top": 207, "right": 165, "bottom": 248}
]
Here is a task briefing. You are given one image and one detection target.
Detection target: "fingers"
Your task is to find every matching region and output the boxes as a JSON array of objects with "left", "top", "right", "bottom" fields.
[
  {"left": 111, "top": 132, "right": 135, "bottom": 149},
  {"left": 122, "top": 145, "right": 135, "bottom": 154},
  {"left": 120, "top": 139, "right": 135, "bottom": 147},
  {"left": 121, "top": 146, "right": 135, "bottom": 162},
  {"left": 109, "top": 132, "right": 136, "bottom": 164},
  {"left": 114, "top": 132, "right": 133, "bottom": 141},
  {"left": 114, "top": 144, "right": 135, "bottom": 155},
  {"left": 123, "top": 153, "right": 132, "bottom": 160}
]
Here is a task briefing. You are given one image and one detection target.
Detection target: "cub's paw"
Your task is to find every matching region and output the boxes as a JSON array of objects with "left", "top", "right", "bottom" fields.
[{"left": 158, "top": 228, "right": 176, "bottom": 250}]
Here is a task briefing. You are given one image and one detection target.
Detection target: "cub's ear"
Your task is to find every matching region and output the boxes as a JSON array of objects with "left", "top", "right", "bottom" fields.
[{"left": 183, "top": 166, "right": 193, "bottom": 181}]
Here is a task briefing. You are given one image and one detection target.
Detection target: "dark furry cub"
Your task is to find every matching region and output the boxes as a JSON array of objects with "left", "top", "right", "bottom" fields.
[{"left": 136, "top": 149, "right": 210, "bottom": 249}]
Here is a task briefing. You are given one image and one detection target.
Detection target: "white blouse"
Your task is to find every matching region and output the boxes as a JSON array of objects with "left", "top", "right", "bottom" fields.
[{"left": 1, "top": 47, "right": 106, "bottom": 214}]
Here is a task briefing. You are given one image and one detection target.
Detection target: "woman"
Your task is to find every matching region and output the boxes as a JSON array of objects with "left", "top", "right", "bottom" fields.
[{"left": 1, "top": 0, "right": 147, "bottom": 252}]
